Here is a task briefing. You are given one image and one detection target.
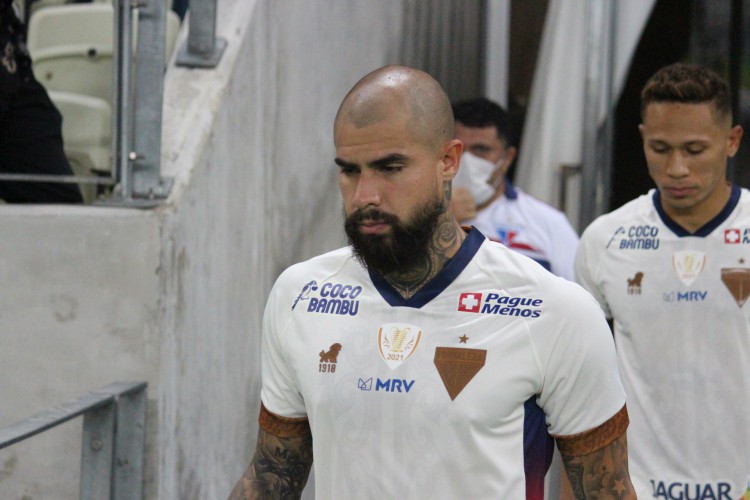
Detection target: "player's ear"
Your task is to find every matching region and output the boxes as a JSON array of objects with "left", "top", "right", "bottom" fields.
[
  {"left": 441, "top": 139, "right": 463, "bottom": 181},
  {"left": 727, "top": 125, "right": 743, "bottom": 158},
  {"left": 498, "top": 146, "right": 518, "bottom": 176}
]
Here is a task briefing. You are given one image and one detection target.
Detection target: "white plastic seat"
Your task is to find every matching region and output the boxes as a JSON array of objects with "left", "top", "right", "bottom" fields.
[
  {"left": 32, "top": 43, "right": 115, "bottom": 104},
  {"left": 27, "top": 0, "right": 69, "bottom": 20},
  {"left": 28, "top": 4, "right": 181, "bottom": 105},
  {"left": 49, "top": 90, "right": 112, "bottom": 203},
  {"left": 27, "top": 4, "right": 114, "bottom": 52}
]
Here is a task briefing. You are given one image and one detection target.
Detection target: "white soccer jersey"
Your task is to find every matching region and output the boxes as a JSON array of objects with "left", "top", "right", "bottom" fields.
[
  {"left": 465, "top": 181, "right": 580, "bottom": 281},
  {"left": 576, "top": 186, "right": 750, "bottom": 499},
  {"left": 261, "top": 228, "right": 626, "bottom": 499}
]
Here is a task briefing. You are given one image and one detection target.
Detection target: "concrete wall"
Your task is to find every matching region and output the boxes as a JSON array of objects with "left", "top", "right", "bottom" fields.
[
  {"left": 0, "top": 0, "right": 406, "bottom": 498},
  {"left": 0, "top": 206, "right": 161, "bottom": 498}
]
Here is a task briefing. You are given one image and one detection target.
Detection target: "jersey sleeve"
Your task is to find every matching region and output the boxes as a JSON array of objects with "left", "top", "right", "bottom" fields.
[
  {"left": 535, "top": 282, "right": 625, "bottom": 437},
  {"left": 574, "top": 221, "right": 611, "bottom": 318},
  {"left": 555, "top": 404, "right": 628, "bottom": 457},
  {"left": 259, "top": 273, "right": 308, "bottom": 419}
]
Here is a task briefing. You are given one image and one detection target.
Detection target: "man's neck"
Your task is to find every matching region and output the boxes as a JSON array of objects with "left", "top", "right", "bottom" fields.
[
  {"left": 660, "top": 182, "right": 732, "bottom": 234},
  {"left": 383, "top": 217, "right": 466, "bottom": 299}
]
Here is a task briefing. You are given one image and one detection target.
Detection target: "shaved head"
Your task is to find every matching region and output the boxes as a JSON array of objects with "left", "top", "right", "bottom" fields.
[{"left": 334, "top": 65, "right": 454, "bottom": 150}]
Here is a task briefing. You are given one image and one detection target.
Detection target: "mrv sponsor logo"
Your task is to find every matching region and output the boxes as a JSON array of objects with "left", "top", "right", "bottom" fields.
[
  {"left": 358, "top": 377, "right": 415, "bottom": 393},
  {"left": 458, "top": 292, "right": 543, "bottom": 318},
  {"left": 304, "top": 282, "right": 362, "bottom": 316},
  {"left": 649, "top": 479, "right": 738, "bottom": 500},
  {"left": 607, "top": 225, "right": 660, "bottom": 250},
  {"left": 662, "top": 290, "right": 708, "bottom": 303}
]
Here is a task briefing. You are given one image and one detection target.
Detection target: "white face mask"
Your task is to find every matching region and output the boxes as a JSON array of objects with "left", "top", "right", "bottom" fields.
[{"left": 452, "top": 151, "right": 503, "bottom": 205}]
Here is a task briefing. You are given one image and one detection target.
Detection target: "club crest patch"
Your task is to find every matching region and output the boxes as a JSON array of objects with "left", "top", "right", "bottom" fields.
[
  {"left": 721, "top": 268, "right": 750, "bottom": 307},
  {"left": 378, "top": 323, "right": 422, "bottom": 370},
  {"left": 434, "top": 347, "right": 486, "bottom": 401}
]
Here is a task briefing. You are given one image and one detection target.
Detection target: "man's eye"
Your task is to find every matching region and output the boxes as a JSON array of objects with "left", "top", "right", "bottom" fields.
[
  {"left": 685, "top": 147, "right": 705, "bottom": 155},
  {"left": 339, "top": 166, "right": 358, "bottom": 175},
  {"left": 650, "top": 145, "right": 669, "bottom": 154},
  {"left": 380, "top": 165, "right": 403, "bottom": 173}
]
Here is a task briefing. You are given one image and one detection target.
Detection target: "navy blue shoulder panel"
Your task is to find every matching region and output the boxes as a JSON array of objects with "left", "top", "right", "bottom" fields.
[
  {"left": 369, "top": 227, "right": 486, "bottom": 308},
  {"left": 653, "top": 184, "right": 740, "bottom": 237},
  {"left": 505, "top": 178, "right": 518, "bottom": 200}
]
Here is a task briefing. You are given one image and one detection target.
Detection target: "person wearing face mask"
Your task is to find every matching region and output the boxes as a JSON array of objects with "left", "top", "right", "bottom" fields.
[{"left": 452, "top": 97, "right": 580, "bottom": 280}]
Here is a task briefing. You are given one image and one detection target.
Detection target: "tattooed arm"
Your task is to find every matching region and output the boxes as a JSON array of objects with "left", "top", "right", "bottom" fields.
[
  {"left": 556, "top": 405, "right": 636, "bottom": 500},
  {"left": 560, "top": 433, "right": 635, "bottom": 499},
  {"left": 228, "top": 405, "right": 313, "bottom": 500}
]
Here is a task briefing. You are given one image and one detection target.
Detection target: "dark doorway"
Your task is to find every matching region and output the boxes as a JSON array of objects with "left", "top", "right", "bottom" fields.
[
  {"left": 611, "top": 0, "right": 692, "bottom": 210},
  {"left": 612, "top": 0, "right": 750, "bottom": 211}
]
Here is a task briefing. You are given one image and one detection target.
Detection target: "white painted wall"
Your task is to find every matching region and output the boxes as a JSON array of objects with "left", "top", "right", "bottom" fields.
[{"left": 0, "top": 0, "right": 407, "bottom": 498}]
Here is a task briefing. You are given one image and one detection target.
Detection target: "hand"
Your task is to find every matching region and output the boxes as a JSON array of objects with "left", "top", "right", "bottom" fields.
[{"left": 451, "top": 187, "right": 477, "bottom": 223}]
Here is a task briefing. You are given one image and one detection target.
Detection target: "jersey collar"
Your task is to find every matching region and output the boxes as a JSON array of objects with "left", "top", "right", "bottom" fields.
[
  {"left": 504, "top": 178, "right": 518, "bottom": 200},
  {"left": 653, "top": 184, "right": 740, "bottom": 237},
  {"left": 368, "top": 227, "right": 486, "bottom": 308}
]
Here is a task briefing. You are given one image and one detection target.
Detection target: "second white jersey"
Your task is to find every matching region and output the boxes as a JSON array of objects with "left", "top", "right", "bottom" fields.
[
  {"left": 465, "top": 182, "right": 580, "bottom": 281},
  {"left": 262, "top": 229, "right": 626, "bottom": 499},
  {"left": 576, "top": 187, "right": 750, "bottom": 499}
]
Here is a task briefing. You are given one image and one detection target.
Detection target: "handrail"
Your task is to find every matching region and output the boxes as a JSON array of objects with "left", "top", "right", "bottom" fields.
[
  {"left": 175, "top": 0, "right": 226, "bottom": 68},
  {"left": 104, "top": 0, "right": 173, "bottom": 207},
  {"left": 0, "top": 381, "right": 147, "bottom": 500}
]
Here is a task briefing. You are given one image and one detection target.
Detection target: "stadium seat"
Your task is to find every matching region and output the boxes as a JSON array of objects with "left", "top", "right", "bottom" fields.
[
  {"left": 28, "top": 3, "right": 182, "bottom": 105},
  {"left": 49, "top": 90, "right": 112, "bottom": 203},
  {"left": 27, "top": 0, "right": 69, "bottom": 20},
  {"left": 27, "top": 4, "right": 114, "bottom": 51},
  {"left": 32, "top": 43, "right": 115, "bottom": 105}
]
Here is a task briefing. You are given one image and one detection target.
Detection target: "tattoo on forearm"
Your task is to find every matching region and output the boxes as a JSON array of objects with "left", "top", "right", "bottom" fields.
[
  {"left": 561, "top": 433, "right": 635, "bottom": 499},
  {"left": 228, "top": 429, "right": 313, "bottom": 500},
  {"left": 566, "top": 463, "right": 585, "bottom": 498}
]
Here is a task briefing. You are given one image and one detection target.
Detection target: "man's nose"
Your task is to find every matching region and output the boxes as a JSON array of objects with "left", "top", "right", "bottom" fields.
[
  {"left": 352, "top": 170, "right": 382, "bottom": 207},
  {"left": 665, "top": 152, "right": 689, "bottom": 177}
]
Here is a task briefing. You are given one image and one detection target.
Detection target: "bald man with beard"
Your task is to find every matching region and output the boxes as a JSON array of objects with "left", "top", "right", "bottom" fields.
[{"left": 229, "top": 66, "right": 635, "bottom": 500}]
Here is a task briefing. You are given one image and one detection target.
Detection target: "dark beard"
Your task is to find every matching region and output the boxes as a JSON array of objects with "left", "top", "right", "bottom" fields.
[{"left": 344, "top": 198, "right": 444, "bottom": 276}]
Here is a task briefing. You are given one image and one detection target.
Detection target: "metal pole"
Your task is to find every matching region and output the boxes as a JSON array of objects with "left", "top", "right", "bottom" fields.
[
  {"left": 175, "top": 0, "right": 227, "bottom": 68},
  {"left": 102, "top": 0, "right": 173, "bottom": 207},
  {"left": 80, "top": 405, "right": 116, "bottom": 500},
  {"left": 112, "top": 0, "right": 134, "bottom": 201},
  {"left": 131, "top": 0, "right": 172, "bottom": 200}
]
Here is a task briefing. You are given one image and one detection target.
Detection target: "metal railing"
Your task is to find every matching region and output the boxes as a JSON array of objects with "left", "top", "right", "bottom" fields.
[
  {"left": 106, "top": 0, "right": 172, "bottom": 207},
  {"left": 175, "top": 0, "right": 226, "bottom": 68},
  {"left": 1, "top": 0, "right": 174, "bottom": 207},
  {"left": 0, "top": 381, "right": 147, "bottom": 500},
  {"left": 3, "top": 0, "right": 226, "bottom": 206}
]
